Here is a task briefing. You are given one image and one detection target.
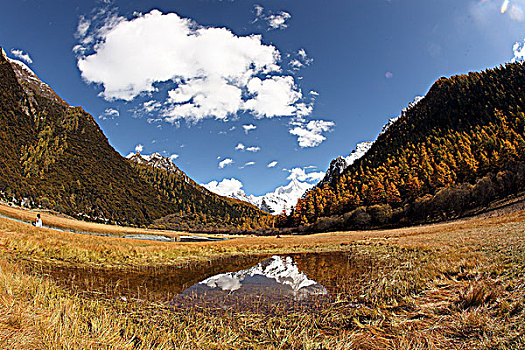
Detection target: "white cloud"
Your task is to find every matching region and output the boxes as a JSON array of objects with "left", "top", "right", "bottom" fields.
[
  {"left": 513, "top": 39, "right": 525, "bottom": 61},
  {"left": 165, "top": 75, "right": 243, "bottom": 122},
  {"left": 244, "top": 76, "right": 301, "bottom": 118},
  {"left": 244, "top": 161, "right": 255, "bottom": 166},
  {"left": 267, "top": 161, "right": 278, "bottom": 168},
  {"left": 254, "top": 5, "right": 264, "bottom": 19},
  {"left": 246, "top": 146, "right": 261, "bottom": 152},
  {"left": 289, "top": 119, "right": 335, "bottom": 148},
  {"left": 309, "top": 90, "right": 319, "bottom": 96},
  {"left": 147, "top": 117, "right": 163, "bottom": 124},
  {"left": 135, "top": 144, "right": 144, "bottom": 153},
  {"left": 10, "top": 49, "right": 32, "bottom": 64},
  {"left": 75, "top": 9, "right": 305, "bottom": 123},
  {"left": 242, "top": 124, "right": 257, "bottom": 133},
  {"left": 290, "top": 49, "right": 313, "bottom": 71},
  {"left": 143, "top": 100, "right": 162, "bottom": 113},
  {"left": 235, "top": 143, "right": 245, "bottom": 150},
  {"left": 219, "top": 158, "right": 234, "bottom": 168},
  {"left": 290, "top": 59, "right": 304, "bottom": 70},
  {"left": 253, "top": 5, "right": 291, "bottom": 30},
  {"left": 98, "top": 107, "right": 119, "bottom": 120},
  {"left": 295, "top": 103, "right": 313, "bottom": 118},
  {"left": 267, "top": 11, "right": 291, "bottom": 30},
  {"left": 204, "top": 178, "right": 244, "bottom": 196},
  {"left": 75, "top": 15, "right": 91, "bottom": 39},
  {"left": 297, "top": 49, "right": 308, "bottom": 60},
  {"left": 287, "top": 167, "right": 324, "bottom": 183},
  {"left": 169, "top": 154, "right": 179, "bottom": 161}
]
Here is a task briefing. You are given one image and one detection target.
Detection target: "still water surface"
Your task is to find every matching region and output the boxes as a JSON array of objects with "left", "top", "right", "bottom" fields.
[{"left": 32, "top": 250, "right": 369, "bottom": 311}]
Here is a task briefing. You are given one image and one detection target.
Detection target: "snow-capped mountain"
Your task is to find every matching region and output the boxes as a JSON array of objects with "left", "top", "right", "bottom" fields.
[
  {"left": 183, "top": 255, "right": 327, "bottom": 299},
  {"left": 204, "top": 178, "right": 312, "bottom": 215},
  {"left": 321, "top": 141, "right": 374, "bottom": 184},
  {"left": 320, "top": 96, "right": 424, "bottom": 185},
  {"left": 3, "top": 50, "right": 67, "bottom": 109},
  {"left": 255, "top": 179, "right": 313, "bottom": 215},
  {"left": 127, "top": 152, "right": 186, "bottom": 177}
]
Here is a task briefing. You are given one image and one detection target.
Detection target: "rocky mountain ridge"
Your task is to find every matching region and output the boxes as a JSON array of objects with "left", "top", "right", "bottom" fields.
[{"left": 126, "top": 152, "right": 190, "bottom": 181}]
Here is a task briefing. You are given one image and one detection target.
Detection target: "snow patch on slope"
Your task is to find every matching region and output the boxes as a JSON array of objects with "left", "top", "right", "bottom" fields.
[
  {"left": 380, "top": 95, "right": 423, "bottom": 136},
  {"left": 321, "top": 141, "right": 374, "bottom": 184},
  {"left": 126, "top": 152, "right": 192, "bottom": 184},
  {"left": 5, "top": 54, "right": 68, "bottom": 107}
]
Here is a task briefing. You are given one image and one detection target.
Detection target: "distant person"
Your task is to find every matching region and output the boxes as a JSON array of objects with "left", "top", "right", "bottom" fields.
[{"left": 33, "top": 214, "right": 43, "bottom": 228}]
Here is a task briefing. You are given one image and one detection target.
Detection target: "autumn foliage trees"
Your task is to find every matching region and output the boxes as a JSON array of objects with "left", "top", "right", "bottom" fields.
[
  {"left": 292, "top": 63, "right": 525, "bottom": 231},
  {"left": 0, "top": 48, "right": 272, "bottom": 231}
]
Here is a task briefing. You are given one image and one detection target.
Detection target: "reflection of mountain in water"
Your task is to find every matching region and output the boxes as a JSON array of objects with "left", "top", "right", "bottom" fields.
[{"left": 181, "top": 256, "right": 327, "bottom": 300}]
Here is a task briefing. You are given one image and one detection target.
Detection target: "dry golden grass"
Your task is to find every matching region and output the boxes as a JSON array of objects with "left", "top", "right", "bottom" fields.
[
  {"left": 0, "top": 203, "right": 195, "bottom": 239},
  {"left": 0, "top": 207, "right": 524, "bottom": 349}
]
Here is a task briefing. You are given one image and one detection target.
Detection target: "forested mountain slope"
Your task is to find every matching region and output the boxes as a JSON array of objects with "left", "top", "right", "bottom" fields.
[
  {"left": 0, "top": 48, "right": 271, "bottom": 230},
  {"left": 292, "top": 63, "right": 525, "bottom": 230}
]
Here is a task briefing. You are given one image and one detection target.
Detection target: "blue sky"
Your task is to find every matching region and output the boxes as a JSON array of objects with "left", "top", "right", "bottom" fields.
[{"left": 2, "top": 0, "right": 525, "bottom": 195}]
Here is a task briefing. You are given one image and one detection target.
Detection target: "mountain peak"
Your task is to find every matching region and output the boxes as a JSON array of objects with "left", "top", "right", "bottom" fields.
[
  {"left": 204, "top": 178, "right": 313, "bottom": 215},
  {"left": 321, "top": 141, "right": 374, "bottom": 185},
  {"left": 127, "top": 152, "right": 183, "bottom": 176},
  {"left": 5, "top": 53, "right": 68, "bottom": 108}
]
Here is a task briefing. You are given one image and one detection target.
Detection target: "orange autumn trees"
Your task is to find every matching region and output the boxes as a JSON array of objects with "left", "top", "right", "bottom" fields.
[{"left": 292, "top": 63, "right": 525, "bottom": 230}]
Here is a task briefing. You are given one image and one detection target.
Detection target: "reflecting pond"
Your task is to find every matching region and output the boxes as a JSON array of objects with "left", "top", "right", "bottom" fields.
[{"left": 30, "top": 250, "right": 373, "bottom": 311}]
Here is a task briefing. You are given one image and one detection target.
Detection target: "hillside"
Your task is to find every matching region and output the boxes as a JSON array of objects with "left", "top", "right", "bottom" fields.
[
  {"left": 0, "top": 48, "right": 271, "bottom": 231},
  {"left": 292, "top": 63, "right": 525, "bottom": 230}
]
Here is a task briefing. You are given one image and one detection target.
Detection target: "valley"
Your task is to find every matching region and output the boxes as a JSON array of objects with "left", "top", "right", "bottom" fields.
[
  {"left": 1, "top": 204, "right": 524, "bottom": 348},
  {"left": 1, "top": 3, "right": 525, "bottom": 347}
]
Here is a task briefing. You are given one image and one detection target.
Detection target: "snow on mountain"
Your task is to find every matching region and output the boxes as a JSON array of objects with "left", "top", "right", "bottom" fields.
[
  {"left": 321, "top": 141, "right": 374, "bottom": 184},
  {"left": 126, "top": 152, "right": 192, "bottom": 183},
  {"left": 192, "top": 255, "right": 327, "bottom": 298},
  {"left": 379, "top": 95, "right": 423, "bottom": 136},
  {"left": 320, "top": 96, "right": 424, "bottom": 185},
  {"left": 3, "top": 50, "right": 68, "bottom": 108},
  {"left": 256, "top": 178, "right": 313, "bottom": 215},
  {"left": 204, "top": 178, "right": 312, "bottom": 215}
]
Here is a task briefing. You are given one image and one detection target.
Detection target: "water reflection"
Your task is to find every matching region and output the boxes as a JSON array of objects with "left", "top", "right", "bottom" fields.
[
  {"left": 182, "top": 256, "right": 327, "bottom": 300},
  {"left": 28, "top": 250, "right": 367, "bottom": 313}
]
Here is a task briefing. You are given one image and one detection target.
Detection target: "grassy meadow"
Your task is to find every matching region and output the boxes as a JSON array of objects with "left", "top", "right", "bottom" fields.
[{"left": 0, "top": 204, "right": 524, "bottom": 349}]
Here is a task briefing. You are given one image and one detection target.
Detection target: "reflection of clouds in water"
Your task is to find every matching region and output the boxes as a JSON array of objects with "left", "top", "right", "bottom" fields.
[
  {"left": 204, "top": 273, "right": 242, "bottom": 291},
  {"left": 198, "top": 256, "right": 327, "bottom": 297}
]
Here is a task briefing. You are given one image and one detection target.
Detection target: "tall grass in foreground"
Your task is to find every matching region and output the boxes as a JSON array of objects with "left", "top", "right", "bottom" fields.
[{"left": 0, "top": 213, "right": 524, "bottom": 349}]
